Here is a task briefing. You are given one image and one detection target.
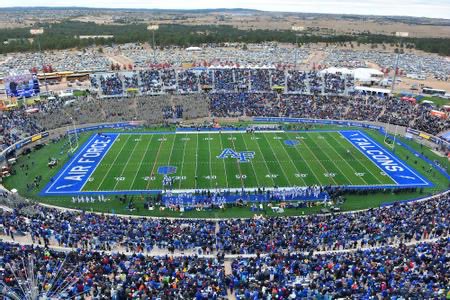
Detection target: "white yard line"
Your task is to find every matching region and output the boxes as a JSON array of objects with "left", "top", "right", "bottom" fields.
[
  {"left": 276, "top": 137, "right": 307, "bottom": 186},
  {"left": 218, "top": 133, "right": 230, "bottom": 188},
  {"left": 305, "top": 133, "right": 355, "bottom": 185},
  {"left": 327, "top": 132, "right": 379, "bottom": 185},
  {"left": 299, "top": 134, "right": 338, "bottom": 185},
  {"left": 261, "top": 133, "right": 293, "bottom": 186},
  {"left": 146, "top": 135, "right": 167, "bottom": 190},
  {"left": 95, "top": 135, "right": 133, "bottom": 191},
  {"left": 177, "top": 134, "right": 189, "bottom": 189},
  {"left": 277, "top": 135, "right": 322, "bottom": 184},
  {"left": 112, "top": 134, "right": 143, "bottom": 190},
  {"left": 250, "top": 133, "right": 276, "bottom": 186},
  {"left": 228, "top": 134, "right": 245, "bottom": 188},
  {"left": 239, "top": 133, "right": 260, "bottom": 187},
  {"left": 195, "top": 133, "right": 199, "bottom": 189},
  {"left": 80, "top": 135, "right": 119, "bottom": 192},
  {"left": 207, "top": 133, "right": 215, "bottom": 189},
  {"left": 163, "top": 135, "right": 177, "bottom": 189},
  {"left": 129, "top": 135, "right": 154, "bottom": 190}
]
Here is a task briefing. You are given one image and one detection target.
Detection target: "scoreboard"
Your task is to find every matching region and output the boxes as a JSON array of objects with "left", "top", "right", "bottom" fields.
[{"left": 4, "top": 73, "right": 40, "bottom": 98}]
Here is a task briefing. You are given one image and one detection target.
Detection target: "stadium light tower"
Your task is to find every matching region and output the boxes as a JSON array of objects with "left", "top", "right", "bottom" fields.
[
  {"left": 147, "top": 25, "right": 159, "bottom": 64},
  {"left": 291, "top": 26, "right": 305, "bottom": 69},
  {"left": 391, "top": 31, "right": 409, "bottom": 94},
  {"left": 30, "top": 28, "right": 49, "bottom": 95},
  {"left": 383, "top": 31, "right": 408, "bottom": 152}
]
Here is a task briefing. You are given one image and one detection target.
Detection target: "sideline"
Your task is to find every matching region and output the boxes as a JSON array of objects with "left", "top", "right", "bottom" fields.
[{"left": 27, "top": 188, "right": 450, "bottom": 221}]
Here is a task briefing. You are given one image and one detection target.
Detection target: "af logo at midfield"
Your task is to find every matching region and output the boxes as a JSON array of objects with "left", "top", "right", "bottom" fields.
[{"left": 217, "top": 148, "right": 255, "bottom": 163}]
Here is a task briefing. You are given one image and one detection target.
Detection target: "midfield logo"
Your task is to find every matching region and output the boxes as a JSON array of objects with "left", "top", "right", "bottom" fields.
[{"left": 217, "top": 148, "right": 255, "bottom": 163}]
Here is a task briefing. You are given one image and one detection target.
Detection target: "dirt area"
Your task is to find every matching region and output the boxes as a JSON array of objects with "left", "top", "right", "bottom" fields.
[
  {"left": 71, "top": 15, "right": 117, "bottom": 25},
  {"left": 107, "top": 55, "right": 134, "bottom": 68},
  {"left": 395, "top": 77, "right": 450, "bottom": 93},
  {"left": 152, "top": 14, "right": 450, "bottom": 38},
  {"left": 1, "top": 9, "right": 449, "bottom": 39},
  {"left": 303, "top": 50, "right": 328, "bottom": 69}
]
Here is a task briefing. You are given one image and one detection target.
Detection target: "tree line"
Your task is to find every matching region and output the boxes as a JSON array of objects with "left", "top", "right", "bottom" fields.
[{"left": 0, "top": 21, "right": 449, "bottom": 56}]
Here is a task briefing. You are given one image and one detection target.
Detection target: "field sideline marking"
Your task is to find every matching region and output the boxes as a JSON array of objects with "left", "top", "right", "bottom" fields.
[
  {"left": 94, "top": 134, "right": 132, "bottom": 191},
  {"left": 175, "top": 130, "right": 284, "bottom": 134},
  {"left": 44, "top": 133, "right": 98, "bottom": 194},
  {"left": 80, "top": 134, "right": 120, "bottom": 192},
  {"left": 261, "top": 133, "right": 293, "bottom": 186},
  {"left": 357, "top": 131, "right": 430, "bottom": 186},
  {"left": 129, "top": 134, "right": 154, "bottom": 190},
  {"left": 327, "top": 132, "right": 383, "bottom": 185}
]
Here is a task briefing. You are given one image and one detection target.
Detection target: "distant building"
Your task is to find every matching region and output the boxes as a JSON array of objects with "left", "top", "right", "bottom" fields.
[{"left": 78, "top": 35, "right": 114, "bottom": 40}]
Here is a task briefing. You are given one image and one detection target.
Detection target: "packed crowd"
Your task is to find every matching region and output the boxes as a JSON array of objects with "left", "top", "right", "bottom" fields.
[
  {"left": 27, "top": 94, "right": 209, "bottom": 131},
  {"left": 89, "top": 68, "right": 354, "bottom": 96},
  {"left": 230, "top": 238, "right": 450, "bottom": 299},
  {"left": 216, "top": 193, "right": 450, "bottom": 254},
  {"left": 1, "top": 89, "right": 448, "bottom": 155},
  {"left": 91, "top": 73, "right": 124, "bottom": 96},
  {"left": 0, "top": 108, "right": 43, "bottom": 151},
  {"left": 1, "top": 193, "right": 449, "bottom": 254},
  {"left": 0, "top": 242, "right": 226, "bottom": 299},
  {"left": 0, "top": 236, "right": 448, "bottom": 299},
  {"left": 0, "top": 93, "right": 212, "bottom": 152},
  {"left": 1, "top": 204, "right": 217, "bottom": 252},
  {"left": 0, "top": 190, "right": 448, "bottom": 298},
  {"left": 209, "top": 93, "right": 450, "bottom": 135}
]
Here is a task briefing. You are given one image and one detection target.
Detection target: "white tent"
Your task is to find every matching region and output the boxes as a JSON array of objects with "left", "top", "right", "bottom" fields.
[
  {"left": 353, "top": 68, "right": 384, "bottom": 83},
  {"left": 320, "top": 67, "right": 383, "bottom": 83},
  {"left": 185, "top": 47, "right": 202, "bottom": 52},
  {"left": 319, "top": 67, "right": 351, "bottom": 76}
]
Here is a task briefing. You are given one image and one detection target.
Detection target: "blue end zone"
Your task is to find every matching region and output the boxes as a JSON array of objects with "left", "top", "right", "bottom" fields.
[
  {"left": 41, "top": 133, "right": 119, "bottom": 195},
  {"left": 340, "top": 130, "right": 432, "bottom": 187}
]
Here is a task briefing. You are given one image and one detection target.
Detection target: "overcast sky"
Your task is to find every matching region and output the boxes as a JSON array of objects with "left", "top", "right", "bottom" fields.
[{"left": 1, "top": 0, "right": 450, "bottom": 19}]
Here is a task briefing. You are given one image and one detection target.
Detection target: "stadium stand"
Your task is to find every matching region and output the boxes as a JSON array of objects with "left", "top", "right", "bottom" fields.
[{"left": 0, "top": 54, "right": 449, "bottom": 300}]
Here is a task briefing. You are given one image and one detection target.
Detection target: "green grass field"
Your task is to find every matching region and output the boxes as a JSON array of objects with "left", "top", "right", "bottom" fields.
[
  {"left": 81, "top": 131, "right": 395, "bottom": 192},
  {"left": 4, "top": 125, "right": 448, "bottom": 218}
]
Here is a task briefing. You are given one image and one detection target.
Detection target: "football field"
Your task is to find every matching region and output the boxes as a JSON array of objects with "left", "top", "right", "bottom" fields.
[{"left": 42, "top": 130, "right": 432, "bottom": 195}]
